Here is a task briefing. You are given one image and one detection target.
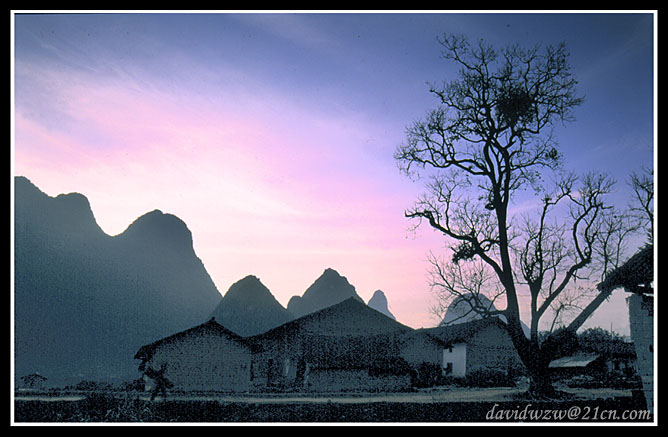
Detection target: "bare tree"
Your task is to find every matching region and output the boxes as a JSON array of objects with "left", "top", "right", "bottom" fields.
[
  {"left": 629, "top": 166, "right": 654, "bottom": 243},
  {"left": 395, "top": 34, "right": 638, "bottom": 396}
]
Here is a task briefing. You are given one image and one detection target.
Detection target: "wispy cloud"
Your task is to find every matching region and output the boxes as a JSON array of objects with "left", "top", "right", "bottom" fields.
[
  {"left": 14, "top": 12, "right": 652, "bottom": 332},
  {"left": 232, "top": 13, "right": 342, "bottom": 50}
]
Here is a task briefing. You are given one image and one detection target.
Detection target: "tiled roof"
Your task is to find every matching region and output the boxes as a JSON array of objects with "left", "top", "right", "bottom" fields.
[
  {"left": 598, "top": 244, "right": 654, "bottom": 294},
  {"left": 249, "top": 297, "right": 412, "bottom": 342},
  {"left": 134, "top": 317, "right": 250, "bottom": 362},
  {"left": 548, "top": 353, "right": 600, "bottom": 368},
  {"left": 419, "top": 317, "right": 508, "bottom": 346}
]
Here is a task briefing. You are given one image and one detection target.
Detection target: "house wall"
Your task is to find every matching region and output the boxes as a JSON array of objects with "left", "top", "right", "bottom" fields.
[
  {"left": 145, "top": 331, "right": 252, "bottom": 392},
  {"left": 250, "top": 337, "right": 302, "bottom": 390},
  {"left": 399, "top": 334, "right": 442, "bottom": 367},
  {"left": 442, "top": 343, "right": 467, "bottom": 377},
  {"left": 465, "top": 324, "right": 524, "bottom": 375},
  {"left": 628, "top": 293, "right": 654, "bottom": 414}
]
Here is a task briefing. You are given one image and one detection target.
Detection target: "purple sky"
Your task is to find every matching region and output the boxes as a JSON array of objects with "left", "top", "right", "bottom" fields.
[{"left": 12, "top": 11, "right": 655, "bottom": 334}]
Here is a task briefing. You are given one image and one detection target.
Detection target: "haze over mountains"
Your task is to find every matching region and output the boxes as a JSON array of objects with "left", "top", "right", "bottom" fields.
[
  {"left": 13, "top": 176, "right": 402, "bottom": 385},
  {"left": 210, "top": 269, "right": 397, "bottom": 336},
  {"left": 14, "top": 176, "right": 222, "bottom": 385},
  {"left": 367, "top": 289, "right": 396, "bottom": 320},
  {"left": 440, "top": 294, "right": 531, "bottom": 338}
]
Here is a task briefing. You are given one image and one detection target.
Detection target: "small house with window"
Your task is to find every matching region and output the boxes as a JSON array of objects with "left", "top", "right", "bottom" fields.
[
  {"left": 421, "top": 317, "right": 524, "bottom": 378},
  {"left": 597, "top": 244, "right": 654, "bottom": 413}
]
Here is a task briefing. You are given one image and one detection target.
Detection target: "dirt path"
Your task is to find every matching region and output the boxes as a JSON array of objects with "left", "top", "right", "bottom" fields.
[{"left": 15, "top": 386, "right": 633, "bottom": 404}]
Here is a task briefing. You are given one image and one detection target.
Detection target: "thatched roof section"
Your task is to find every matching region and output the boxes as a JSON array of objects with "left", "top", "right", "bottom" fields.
[
  {"left": 597, "top": 244, "right": 654, "bottom": 294},
  {"left": 134, "top": 317, "right": 252, "bottom": 363},
  {"left": 249, "top": 297, "right": 412, "bottom": 343},
  {"left": 548, "top": 353, "right": 600, "bottom": 369},
  {"left": 247, "top": 298, "right": 421, "bottom": 371},
  {"left": 420, "top": 316, "right": 509, "bottom": 347}
]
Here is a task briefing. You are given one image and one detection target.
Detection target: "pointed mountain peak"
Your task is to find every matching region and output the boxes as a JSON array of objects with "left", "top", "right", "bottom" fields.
[
  {"left": 210, "top": 275, "right": 293, "bottom": 337},
  {"left": 313, "top": 267, "right": 352, "bottom": 286},
  {"left": 306, "top": 267, "right": 357, "bottom": 297},
  {"left": 322, "top": 267, "right": 341, "bottom": 276},
  {"left": 234, "top": 274, "right": 262, "bottom": 285},
  {"left": 367, "top": 290, "right": 396, "bottom": 320},
  {"left": 370, "top": 289, "right": 387, "bottom": 302},
  {"left": 287, "top": 267, "right": 364, "bottom": 318},
  {"left": 120, "top": 209, "right": 193, "bottom": 250},
  {"left": 224, "top": 275, "right": 272, "bottom": 302}
]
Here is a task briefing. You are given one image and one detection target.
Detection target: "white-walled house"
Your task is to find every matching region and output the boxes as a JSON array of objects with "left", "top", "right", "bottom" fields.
[
  {"left": 441, "top": 343, "right": 468, "bottom": 377},
  {"left": 421, "top": 317, "right": 524, "bottom": 378},
  {"left": 597, "top": 244, "right": 654, "bottom": 414}
]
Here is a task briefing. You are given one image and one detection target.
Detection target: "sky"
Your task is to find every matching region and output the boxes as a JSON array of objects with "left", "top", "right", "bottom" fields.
[{"left": 11, "top": 11, "right": 655, "bottom": 335}]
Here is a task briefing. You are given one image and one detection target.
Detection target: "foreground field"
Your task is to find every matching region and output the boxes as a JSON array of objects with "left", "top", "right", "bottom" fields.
[{"left": 13, "top": 387, "right": 653, "bottom": 423}]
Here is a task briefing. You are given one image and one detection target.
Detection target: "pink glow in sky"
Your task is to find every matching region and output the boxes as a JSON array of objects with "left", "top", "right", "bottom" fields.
[{"left": 12, "top": 12, "right": 655, "bottom": 334}]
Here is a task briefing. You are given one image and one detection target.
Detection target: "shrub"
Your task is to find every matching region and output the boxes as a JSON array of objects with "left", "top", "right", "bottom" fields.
[
  {"left": 368, "top": 356, "right": 412, "bottom": 377},
  {"left": 119, "top": 378, "right": 145, "bottom": 392},
  {"left": 465, "top": 369, "right": 515, "bottom": 388},
  {"left": 67, "top": 380, "right": 114, "bottom": 392},
  {"left": 411, "top": 362, "right": 445, "bottom": 388}
]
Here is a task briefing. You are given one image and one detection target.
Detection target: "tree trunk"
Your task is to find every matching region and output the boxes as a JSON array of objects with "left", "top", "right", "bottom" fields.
[
  {"left": 521, "top": 328, "right": 579, "bottom": 398},
  {"left": 506, "top": 320, "right": 561, "bottom": 398},
  {"left": 527, "top": 362, "right": 556, "bottom": 398}
]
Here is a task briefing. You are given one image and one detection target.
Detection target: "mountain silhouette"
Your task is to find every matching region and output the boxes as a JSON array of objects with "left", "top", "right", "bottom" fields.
[
  {"left": 367, "top": 290, "right": 396, "bottom": 320},
  {"left": 208, "top": 275, "right": 294, "bottom": 337},
  {"left": 287, "top": 268, "right": 364, "bottom": 318},
  {"left": 13, "top": 176, "right": 222, "bottom": 386},
  {"left": 440, "top": 293, "right": 530, "bottom": 338}
]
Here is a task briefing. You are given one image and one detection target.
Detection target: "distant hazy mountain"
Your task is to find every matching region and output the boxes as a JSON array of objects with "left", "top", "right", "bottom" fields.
[
  {"left": 208, "top": 275, "right": 293, "bottom": 337},
  {"left": 287, "top": 268, "right": 364, "bottom": 319},
  {"left": 440, "top": 293, "right": 530, "bottom": 338},
  {"left": 367, "top": 290, "right": 396, "bottom": 320},
  {"left": 13, "top": 176, "right": 222, "bottom": 385}
]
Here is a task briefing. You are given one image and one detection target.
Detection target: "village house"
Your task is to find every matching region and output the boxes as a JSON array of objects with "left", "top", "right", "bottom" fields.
[
  {"left": 134, "top": 317, "right": 255, "bottom": 393},
  {"left": 548, "top": 353, "right": 602, "bottom": 378},
  {"left": 548, "top": 337, "right": 637, "bottom": 381},
  {"left": 134, "top": 298, "right": 526, "bottom": 394},
  {"left": 246, "top": 297, "right": 418, "bottom": 392},
  {"left": 597, "top": 244, "right": 654, "bottom": 413},
  {"left": 421, "top": 317, "right": 525, "bottom": 379}
]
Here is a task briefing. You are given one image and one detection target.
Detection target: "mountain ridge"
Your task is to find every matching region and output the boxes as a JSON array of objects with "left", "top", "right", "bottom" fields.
[
  {"left": 14, "top": 176, "right": 222, "bottom": 385},
  {"left": 13, "top": 176, "right": 405, "bottom": 385}
]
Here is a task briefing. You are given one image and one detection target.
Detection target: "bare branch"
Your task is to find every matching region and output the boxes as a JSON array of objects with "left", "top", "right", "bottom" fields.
[
  {"left": 629, "top": 166, "right": 654, "bottom": 243},
  {"left": 394, "top": 34, "right": 642, "bottom": 395}
]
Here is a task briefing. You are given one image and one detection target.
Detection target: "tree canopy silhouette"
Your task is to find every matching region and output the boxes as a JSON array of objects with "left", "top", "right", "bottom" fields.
[{"left": 395, "top": 34, "right": 642, "bottom": 396}]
